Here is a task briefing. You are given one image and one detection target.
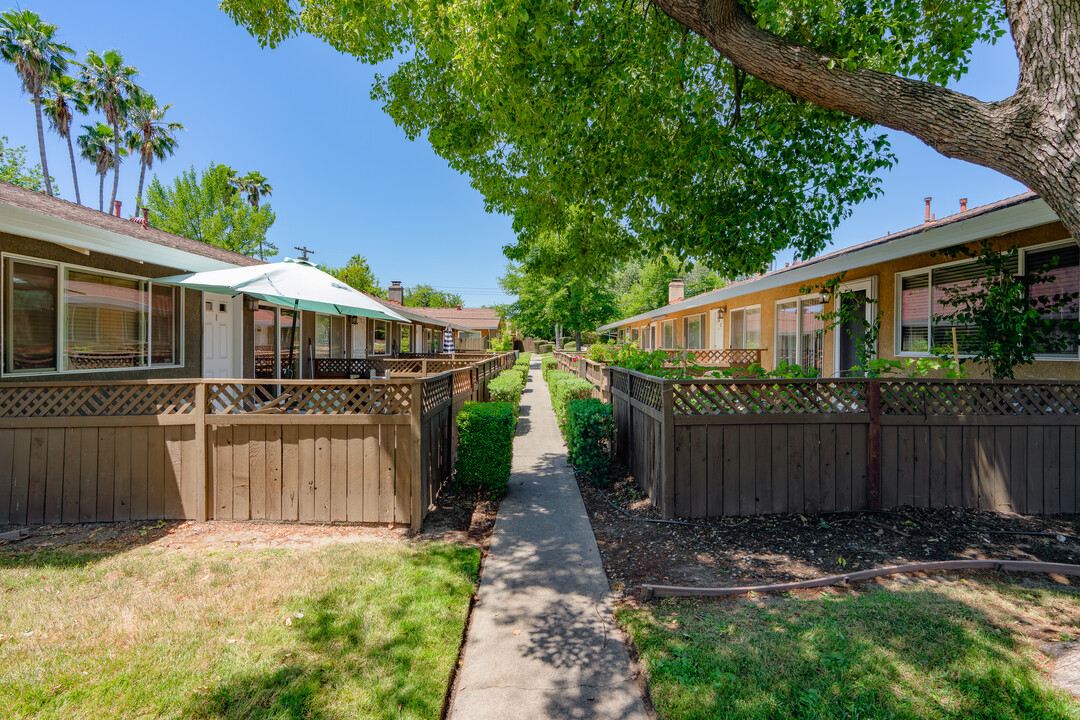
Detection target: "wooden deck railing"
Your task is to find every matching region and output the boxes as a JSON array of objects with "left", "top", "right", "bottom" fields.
[{"left": 0, "top": 352, "right": 517, "bottom": 529}]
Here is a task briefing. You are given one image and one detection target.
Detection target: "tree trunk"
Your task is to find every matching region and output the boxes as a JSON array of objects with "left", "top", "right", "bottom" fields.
[
  {"left": 109, "top": 121, "right": 121, "bottom": 212},
  {"left": 65, "top": 133, "right": 81, "bottom": 206},
  {"left": 648, "top": 0, "right": 1080, "bottom": 242},
  {"left": 33, "top": 94, "right": 52, "bottom": 197},
  {"left": 555, "top": 323, "right": 562, "bottom": 350},
  {"left": 98, "top": 173, "right": 105, "bottom": 212},
  {"left": 136, "top": 161, "right": 147, "bottom": 212},
  {"left": 575, "top": 329, "right": 582, "bottom": 351}
]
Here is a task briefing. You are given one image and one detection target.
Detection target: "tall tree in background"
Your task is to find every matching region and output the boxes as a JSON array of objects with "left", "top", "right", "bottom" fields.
[
  {"left": 0, "top": 135, "right": 50, "bottom": 191},
  {"left": 404, "top": 284, "right": 463, "bottom": 308},
  {"left": 0, "top": 9, "right": 73, "bottom": 198},
  {"left": 80, "top": 49, "right": 138, "bottom": 212},
  {"left": 145, "top": 162, "right": 276, "bottom": 257},
  {"left": 42, "top": 73, "right": 87, "bottom": 205},
  {"left": 126, "top": 89, "right": 184, "bottom": 211},
  {"left": 324, "top": 255, "right": 385, "bottom": 297},
  {"left": 611, "top": 256, "right": 726, "bottom": 319},
  {"left": 228, "top": 170, "right": 273, "bottom": 258},
  {"left": 77, "top": 122, "right": 121, "bottom": 212},
  {"left": 222, "top": 1, "right": 1080, "bottom": 275},
  {"left": 500, "top": 263, "right": 618, "bottom": 349}
]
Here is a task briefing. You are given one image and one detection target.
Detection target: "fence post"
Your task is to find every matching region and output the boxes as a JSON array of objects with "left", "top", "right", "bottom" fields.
[
  {"left": 195, "top": 382, "right": 210, "bottom": 521},
  {"left": 867, "top": 380, "right": 882, "bottom": 510},
  {"left": 660, "top": 380, "right": 676, "bottom": 519},
  {"left": 410, "top": 378, "right": 424, "bottom": 530}
]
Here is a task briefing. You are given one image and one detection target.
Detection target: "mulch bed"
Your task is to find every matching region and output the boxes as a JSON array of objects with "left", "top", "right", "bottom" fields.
[
  {"left": 421, "top": 481, "right": 500, "bottom": 548},
  {"left": 577, "top": 468, "right": 1080, "bottom": 595}
]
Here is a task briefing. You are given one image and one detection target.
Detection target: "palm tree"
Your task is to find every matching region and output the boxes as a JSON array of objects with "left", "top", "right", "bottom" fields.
[
  {"left": 126, "top": 89, "right": 184, "bottom": 211},
  {"left": 0, "top": 9, "right": 74, "bottom": 197},
  {"left": 42, "top": 74, "right": 88, "bottom": 205},
  {"left": 229, "top": 170, "right": 273, "bottom": 258},
  {"left": 79, "top": 49, "right": 138, "bottom": 212},
  {"left": 77, "top": 123, "right": 123, "bottom": 212}
]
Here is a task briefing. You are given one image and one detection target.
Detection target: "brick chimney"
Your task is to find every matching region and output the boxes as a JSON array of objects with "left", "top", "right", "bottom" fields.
[
  {"left": 924, "top": 197, "right": 932, "bottom": 224},
  {"left": 113, "top": 200, "right": 122, "bottom": 217},
  {"left": 388, "top": 281, "right": 404, "bottom": 304},
  {"left": 668, "top": 279, "right": 685, "bottom": 304},
  {"left": 960, "top": 197, "right": 968, "bottom": 213}
]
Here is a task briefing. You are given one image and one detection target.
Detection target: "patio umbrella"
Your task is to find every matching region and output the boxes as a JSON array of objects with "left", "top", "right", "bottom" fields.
[
  {"left": 443, "top": 324, "right": 455, "bottom": 353},
  {"left": 157, "top": 258, "right": 409, "bottom": 378}
]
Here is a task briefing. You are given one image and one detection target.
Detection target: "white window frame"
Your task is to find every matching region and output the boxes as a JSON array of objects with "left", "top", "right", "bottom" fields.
[
  {"left": 660, "top": 319, "right": 676, "bottom": 349},
  {"left": 728, "top": 304, "right": 761, "bottom": 350},
  {"left": 831, "top": 276, "right": 878, "bottom": 376},
  {"left": 683, "top": 313, "right": 705, "bottom": 350},
  {"left": 372, "top": 319, "right": 389, "bottom": 356},
  {"left": 1, "top": 252, "right": 184, "bottom": 377},
  {"left": 774, "top": 294, "right": 825, "bottom": 373},
  {"left": 893, "top": 238, "right": 1080, "bottom": 361},
  {"left": 711, "top": 308, "right": 726, "bottom": 350}
]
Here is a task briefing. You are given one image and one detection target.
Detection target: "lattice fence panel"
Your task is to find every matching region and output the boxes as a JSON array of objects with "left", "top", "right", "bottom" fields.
[
  {"left": 313, "top": 358, "right": 386, "bottom": 379},
  {"left": 452, "top": 369, "right": 473, "bottom": 397},
  {"left": 207, "top": 382, "right": 412, "bottom": 415},
  {"left": 611, "top": 370, "right": 630, "bottom": 394},
  {"left": 671, "top": 381, "right": 868, "bottom": 416},
  {"left": 881, "top": 381, "right": 1080, "bottom": 416},
  {"left": 663, "top": 349, "right": 762, "bottom": 366},
  {"left": 0, "top": 383, "right": 197, "bottom": 417},
  {"left": 422, "top": 376, "right": 453, "bottom": 414},
  {"left": 629, "top": 375, "right": 663, "bottom": 410}
]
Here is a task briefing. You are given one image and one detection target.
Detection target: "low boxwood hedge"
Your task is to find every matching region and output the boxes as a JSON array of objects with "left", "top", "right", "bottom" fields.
[
  {"left": 488, "top": 368, "right": 525, "bottom": 408},
  {"left": 565, "top": 398, "right": 613, "bottom": 484},
  {"left": 541, "top": 357, "right": 557, "bottom": 382},
  {"left": 454, "top": 401, "right": 516, "bottom": 495},
  {"left": 546, "top": 369, "right": 596, "bottom": 425}
]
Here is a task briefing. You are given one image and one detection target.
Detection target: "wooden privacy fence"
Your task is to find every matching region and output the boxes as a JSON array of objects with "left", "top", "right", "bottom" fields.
[
  {"left": 0, "top": 352, "right": 516, "bottom": 528},
  {"left": 607, "top": 367, "right": 1080, "bottom": 519}
]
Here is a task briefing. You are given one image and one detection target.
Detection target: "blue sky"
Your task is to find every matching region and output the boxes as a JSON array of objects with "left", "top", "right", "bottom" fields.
[{"left": 3, "top": 2, "right": 1025, "bottom": 306}]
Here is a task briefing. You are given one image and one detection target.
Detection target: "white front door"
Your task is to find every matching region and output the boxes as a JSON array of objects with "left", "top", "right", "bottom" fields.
[
  {"left": 203, "top": 292, "right": 236, "bottom": 378},
  {"left": 712, "top": 310, "right": 725, "bottom": 349},
  {"left": 351, "top": 318, "right": 367, "bottom": 358}
]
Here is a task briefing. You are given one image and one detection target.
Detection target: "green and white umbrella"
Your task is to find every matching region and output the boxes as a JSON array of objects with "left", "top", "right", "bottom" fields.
[{"left": 155, "top": 258, "right": 408, "bottom": 323}]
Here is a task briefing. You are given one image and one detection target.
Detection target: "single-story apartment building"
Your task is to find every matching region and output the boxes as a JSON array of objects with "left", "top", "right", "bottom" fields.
[
  {"left": 599, "top": 192, "right": 1079, "bottom": 380},
  {"left": 413, "top": 304, "right": 504, "bottom": 350},
  {"left": 0, "top": 180, "right": 420, "bottom": 384}
]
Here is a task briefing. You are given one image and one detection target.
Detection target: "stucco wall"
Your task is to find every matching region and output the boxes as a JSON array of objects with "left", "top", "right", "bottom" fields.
[
  {"left": 0, "top": 230, "right": 203, "bottom": 383},
  {"left": 612, "top": 221, "right": 1079, "bottom": 380}
]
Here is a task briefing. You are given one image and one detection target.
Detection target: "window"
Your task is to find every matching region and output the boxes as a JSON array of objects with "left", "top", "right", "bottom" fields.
[
  {"left": 253, "top": 305, "right": 277, "bottom": 379},
  {"left": 4, "top": 259, "right": 58, "bottom": 372},
  {"left": 899, "top": 274, "right": 930, "bottom": 352},
  {"left": 280, "top": 308, "right": 299, "bottom": 379},
  {"left": 314, "top": 314, "right": 332, "bottom": 358},
  {"left": 683, "top": 314, "right": 704, "bottom": 349},
  {"left": 775, "top": 296, "right": 824, "bottom": 374},
  {"left": 631, "top": 327, "right": 639, "bottom": 347},
  {"left": 373, "top": 320, "right": 388, "bottom": 355},
  {"left": 661, "top": 319, "right": 675, "bottom": 348},
  {"left": 1026, "top": 244, "right": 1079, "bottom": 357},
  {"left": 400, "top": 325, "right": 411, "bottom": 353},
  {"left": 424, "top": 327, "right": 433, "bottom": 353},
  {"left": 729, "top": 306, "right": 761, "bottom": 349},
  {"left": 151, "top": 284, "right": 181, "bottom": 366}
]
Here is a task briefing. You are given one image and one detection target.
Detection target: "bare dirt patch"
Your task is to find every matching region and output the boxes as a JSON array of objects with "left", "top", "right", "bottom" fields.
[
  {"left": 578, "top": 471, "right": 1080, "bottom": 595},
  {"left": 421, "top": 482, "right": 500, "bottom": 548}
]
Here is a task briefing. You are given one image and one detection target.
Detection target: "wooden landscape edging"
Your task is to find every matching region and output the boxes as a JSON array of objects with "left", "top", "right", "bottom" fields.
[
  {"left": 0, "top": 352, "right": 517, "bottom": 529},
  {"left": 605, "top": 367, "right": 1080, "bottom": 520}
]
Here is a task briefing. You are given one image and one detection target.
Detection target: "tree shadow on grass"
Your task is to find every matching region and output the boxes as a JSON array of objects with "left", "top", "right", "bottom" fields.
[
  {"left": 0, "top": 520, "right": 179, "bottom": 569},
  {"left": 186, "top": 545, "right": 476, "bottom": 720},
  {"left": 624, "top": 585, "right": 1079, "bottom": 719}
]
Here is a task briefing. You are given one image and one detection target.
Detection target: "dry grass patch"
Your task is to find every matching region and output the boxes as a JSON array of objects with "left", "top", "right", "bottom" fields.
[
  {"left": 0, "top": 540, "right": 479, "bottom": 719},
  {"left": 619, "top": 575, "right": 1080, "bottom": 720}
]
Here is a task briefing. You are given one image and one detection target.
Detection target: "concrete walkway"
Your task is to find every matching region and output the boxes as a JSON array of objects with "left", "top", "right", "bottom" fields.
[{"left": 447, "top": 358, "right": 648, "bottom": 720}]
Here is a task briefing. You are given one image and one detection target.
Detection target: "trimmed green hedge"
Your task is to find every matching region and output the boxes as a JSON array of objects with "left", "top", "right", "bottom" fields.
[
  {"left": 546, "top": 369, "right": 596, "bottom": 425},
  {"left": 541, "top": 357, "right": 557, "bottom": 382},
  {"left": 488, "top": 368, "right": 525, "bottom": 408},
  {"left": 565, "top": 398, "right": 614, "bottom": 484},
  {"left": 454, "top": 401, "right": 516, "bottom": 495},
  {"left": 536, "top": 343, "right": 553, "bottom": 354}
]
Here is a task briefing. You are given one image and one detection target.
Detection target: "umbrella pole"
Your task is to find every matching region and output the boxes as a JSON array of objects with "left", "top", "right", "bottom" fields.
[{"left": 286, "top": 299, "right": 299, "bottom": 380}]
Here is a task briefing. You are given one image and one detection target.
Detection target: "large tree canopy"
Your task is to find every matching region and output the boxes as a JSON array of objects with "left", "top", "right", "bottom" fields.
[{"left": 222, "top": 1, "right": 1080, "bottom": 275}]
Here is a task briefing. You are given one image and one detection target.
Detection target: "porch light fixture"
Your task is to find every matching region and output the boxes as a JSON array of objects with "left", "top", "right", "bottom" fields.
[
  {"left": 350, "top": 315, "right": 359, "bottom": 325},
  {"left": 244, "top": 295, "right": 259, "bottom": 312}
]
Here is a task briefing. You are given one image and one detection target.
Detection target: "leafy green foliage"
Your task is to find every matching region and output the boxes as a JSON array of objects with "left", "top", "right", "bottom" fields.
[
  {"left": 403, "top": 283, "right": 463, "bottom": 308},
  {"left": 536, "top": 342, "right": 553, "bottom": 354},
  {"left": 488, "top": 369, "right": 525, "bottom": 409},
  {"left": 454, "top": 401, "right": 516, "bottom": 495},
  {"left": 565, "top": 398, "right": 614, "bottom": 484},
  {"left": 611, "top": 256, "right": 726, "bottom": 319},
  {"left": 488, "top": 333, "right": 514, "bottom": 352},
  {"left": 221, "top": 0, "right": 915, "bottom": 277},
  {"left": 323, "top": 255, "right": 385, "bottom": 296},
  {"left": 0, "top": 136, "right": 50, "bottom": 191},
  {"left": 932, "top": 241, "right": 1080, "bottom": 379},
  {"left": 546, "top": 370, "right": 595, "bottom": 426},
  {"left": 145, "top": 162, "right": 277, "bottom": 257},
  {"left": 541, "top": 356, "right": 557, "bottom": 381}
]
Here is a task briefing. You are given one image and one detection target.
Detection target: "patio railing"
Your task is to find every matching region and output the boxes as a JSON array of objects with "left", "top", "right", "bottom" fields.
[{"left": 0, "top": 352, "right": 517, "bottom": 529}]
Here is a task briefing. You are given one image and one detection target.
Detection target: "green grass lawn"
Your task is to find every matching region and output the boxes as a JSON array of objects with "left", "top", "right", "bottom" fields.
[
  {"left": 619, "top": 578, "right": 1080, "bottom": 720},
  {"left": 0, "top": 541, "right": 479, "bottom": 719}
]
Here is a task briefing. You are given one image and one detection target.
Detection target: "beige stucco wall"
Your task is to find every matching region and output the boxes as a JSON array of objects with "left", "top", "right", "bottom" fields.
[{"left": 611, "top": 221, "right": 1079, "bottom": 380}]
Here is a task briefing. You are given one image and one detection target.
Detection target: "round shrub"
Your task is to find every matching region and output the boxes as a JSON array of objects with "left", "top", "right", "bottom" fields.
[
  {"left": 565, "top": 398, "right": 614, "bottom": 483},
  {"left": 454, "top": 401, "right": 516, "bottom": 495}
]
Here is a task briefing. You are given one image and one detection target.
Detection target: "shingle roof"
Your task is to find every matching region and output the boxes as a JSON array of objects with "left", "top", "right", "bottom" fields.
[
  {"left": 0, "top": 180, "right": 263, "bottom": 267},
  {"left": 417, "top": 307, "right": 503, "bottom": 330}
]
